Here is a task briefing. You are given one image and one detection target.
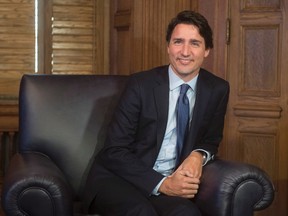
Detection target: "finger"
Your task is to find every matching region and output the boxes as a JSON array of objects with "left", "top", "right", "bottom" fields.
[
  {"left": 190, "top": 171, "right": 201, "bottom": 179},
  {"left": 179, "top": 169, "right": 192, "bottom": 177},
  {"left": 181, "top": 194, "right": 196, "bottom": 199},
  {"left": 184, "top": 183, "right": 199, "bottom": 191},
  {"left": 187, "top": 195, "right": 195, "bottom": 198},
  {"left": 181, "top": 188, "right": 199, "bottom": 197},
  {"left": 178, "top": 167, "right": 202, "bottom": 179},
  {"left": 184, "top": 177, "right": 201, "bottom": 185}
]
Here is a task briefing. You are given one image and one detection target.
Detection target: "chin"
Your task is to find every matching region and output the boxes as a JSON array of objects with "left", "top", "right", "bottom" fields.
[
  {"left": 178, "top": 69, "right": 199, "bottom": 80},
  {"left": 178, "top": 69, "right": 196, "bottom": 75}
]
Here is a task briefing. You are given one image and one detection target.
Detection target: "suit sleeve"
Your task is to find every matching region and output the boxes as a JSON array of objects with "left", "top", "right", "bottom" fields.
[
  {"left": 193, "top": 80, "right": 230, "bottom": 155},
  {"left": 98, "top": 75, "right": 164, "bottom": 196}
]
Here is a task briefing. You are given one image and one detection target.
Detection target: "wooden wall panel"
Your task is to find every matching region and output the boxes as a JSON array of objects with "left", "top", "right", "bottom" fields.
[
  {"left": 241, "top": 133, "right": 277, "bottom": 184},
  {"left": 197, "top": 0, "right": 228, "bottom": 79},
  {"left": 240, "top": 23, "right": 281, "bottom": 96},
  {"left": 226, "top": 0, "right": 288, "bottom": 215},
  {"left": 241, "top": 0, "right": 280, "bottom": 10},
  {"left": 110, "top": 1, "right": 130, "bottom": 74}
]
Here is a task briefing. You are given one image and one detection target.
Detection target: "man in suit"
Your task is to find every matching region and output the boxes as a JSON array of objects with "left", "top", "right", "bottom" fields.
[{"left": 84, "top": 10, "right": 229, "bottom": 216}]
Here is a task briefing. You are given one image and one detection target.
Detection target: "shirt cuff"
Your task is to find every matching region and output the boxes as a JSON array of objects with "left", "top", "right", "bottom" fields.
[
  {"left": 193, "top": 149, "right": 214, "bottom": 166},
  {"left": 151, "top": 177, "right": 167, "bottom": 196}
]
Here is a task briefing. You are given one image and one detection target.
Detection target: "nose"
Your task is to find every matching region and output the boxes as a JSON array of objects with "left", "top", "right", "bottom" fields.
[{"left": 181, "top": 44, "right": 190, "bottom": 56}]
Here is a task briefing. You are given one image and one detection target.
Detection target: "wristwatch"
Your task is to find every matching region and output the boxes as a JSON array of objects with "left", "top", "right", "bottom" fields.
[
  {"left": 193, "top": 150, "right": 209, "bottom": 166},
  {"left": 200, "top": 151, "right": 208, "bottom": 165}
]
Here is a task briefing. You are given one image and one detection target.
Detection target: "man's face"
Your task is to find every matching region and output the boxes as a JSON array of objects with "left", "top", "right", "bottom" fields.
[{"left": 167, "top": 24, "right": 210, "bottom": 82}]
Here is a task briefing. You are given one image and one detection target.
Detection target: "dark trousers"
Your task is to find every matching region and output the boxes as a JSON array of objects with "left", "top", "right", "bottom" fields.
[{"left": 89, "top": 176, "right": 201, "bottom": 216}]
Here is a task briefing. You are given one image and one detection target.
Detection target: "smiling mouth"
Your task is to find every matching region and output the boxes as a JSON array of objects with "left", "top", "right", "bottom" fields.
[{"left": 178, "top": 58, "right": 192, "bottom": 64}]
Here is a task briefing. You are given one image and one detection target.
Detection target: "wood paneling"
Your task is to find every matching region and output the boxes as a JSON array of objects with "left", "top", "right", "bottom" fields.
[
  {"left": 241, "top": 0, "right": 280, "bottom": 10},
  {"left": 197, "top": 0, "right": 228, "bottom": 80},
  {"left": 0, "top": 103, "right": 18, "bottom": 182},
  {"left": 241, "top": 134, "right": 277, "bottom": 178},
  {"left": 240, "top": 21, "right": 281, "bottom": 96},
  {"left": 226, "top": 0, "right": 288, "bottom": 215}
]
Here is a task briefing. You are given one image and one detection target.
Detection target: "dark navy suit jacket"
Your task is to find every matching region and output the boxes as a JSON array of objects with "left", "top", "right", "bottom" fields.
[{"left": 83, "top": 65, "right": 230, "bottom": 209}]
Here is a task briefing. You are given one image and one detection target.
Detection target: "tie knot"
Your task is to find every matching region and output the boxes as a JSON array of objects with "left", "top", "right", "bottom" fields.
[{"left": 180, "top": 84, "right": 190, "bottom": 95}]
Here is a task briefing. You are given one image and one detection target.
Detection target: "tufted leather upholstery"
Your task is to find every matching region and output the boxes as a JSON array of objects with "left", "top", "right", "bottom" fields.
[{"left": 1, "top": 74, "right": 274, "bottom": 216}]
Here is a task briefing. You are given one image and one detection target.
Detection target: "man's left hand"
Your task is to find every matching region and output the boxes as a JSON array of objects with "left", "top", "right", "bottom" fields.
[{"left": 177, "top": 151, "right": 204, "bottom": 179}]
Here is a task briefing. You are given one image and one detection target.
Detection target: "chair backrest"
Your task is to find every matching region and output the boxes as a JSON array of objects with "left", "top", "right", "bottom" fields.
[{"left": 19, "top": 74, "right": 128, "bottom": 198}]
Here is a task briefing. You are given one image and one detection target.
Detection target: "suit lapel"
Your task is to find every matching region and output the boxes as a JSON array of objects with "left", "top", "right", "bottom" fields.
[{"left": 154, "top": 68, "right": 170, "bottom": 153}]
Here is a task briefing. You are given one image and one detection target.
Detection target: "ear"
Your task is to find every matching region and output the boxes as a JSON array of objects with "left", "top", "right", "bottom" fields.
[
  {"left": 204, "top": 49, "right": 210, "bottom": 57},
  {"left": 167, "top": 43, "right": 171, "bottom": 54}
]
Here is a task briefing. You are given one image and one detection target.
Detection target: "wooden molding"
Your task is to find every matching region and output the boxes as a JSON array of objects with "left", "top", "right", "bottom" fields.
[
  {"left": 233, "top": 103, "right": 282, "bottom": 118},
  {"left": 114, "top": 10, "right": 131, "bottom": 29},
  {"left": 0, "top": 103, "right": 18, "bottom": 131}
]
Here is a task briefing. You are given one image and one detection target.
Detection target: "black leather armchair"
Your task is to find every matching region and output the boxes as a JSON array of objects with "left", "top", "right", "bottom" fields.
[{"left": 1, "top": 74, "right": 274, "bottom": 216}]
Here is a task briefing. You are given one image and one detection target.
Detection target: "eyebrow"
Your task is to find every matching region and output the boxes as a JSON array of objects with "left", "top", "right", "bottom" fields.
[
  {"left": 190, "top": 39, "right": 202, "bottom": 44},
  {"left": 172, "top": 38, "right": 184, "bottom": 41},
  {"left": 171, "top": 38, "right": 203, "bottom": 44}
]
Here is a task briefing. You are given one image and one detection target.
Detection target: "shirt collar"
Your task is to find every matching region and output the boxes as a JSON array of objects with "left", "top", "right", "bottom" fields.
[{"left": 168, "top": 65, "right": 198, "bottom": 91}]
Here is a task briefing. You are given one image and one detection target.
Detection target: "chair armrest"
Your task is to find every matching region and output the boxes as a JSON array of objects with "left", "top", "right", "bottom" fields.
[
  {"left": 1, "top": 153, "right": 73, "bottom": 216},
  {"left": 195, "top": 159, "right": 274, "bottom": 216}
]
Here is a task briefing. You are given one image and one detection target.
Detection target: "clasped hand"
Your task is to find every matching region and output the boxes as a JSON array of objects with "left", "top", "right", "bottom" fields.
[{"left": 158, "top": 151, "right": 203, "bottom": 198}]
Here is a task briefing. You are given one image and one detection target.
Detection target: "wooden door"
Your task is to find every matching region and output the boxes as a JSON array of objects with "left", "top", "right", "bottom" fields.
[{"left": 225, "top": 0, "right": 288, "bottom": 215}]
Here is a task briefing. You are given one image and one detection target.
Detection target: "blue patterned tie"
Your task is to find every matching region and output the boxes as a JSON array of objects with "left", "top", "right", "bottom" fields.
[{"left": 176, "top": 84, "right": 190, "bottom": 165}]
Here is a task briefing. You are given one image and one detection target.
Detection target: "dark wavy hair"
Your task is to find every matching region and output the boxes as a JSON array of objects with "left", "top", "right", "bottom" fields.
[{"left": 166, "top": 10, "right": 213, "bottom": 49}]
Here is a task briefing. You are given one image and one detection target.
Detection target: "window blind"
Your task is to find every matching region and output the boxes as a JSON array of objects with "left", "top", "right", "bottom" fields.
[
  {"left": 0, "top": 0, "right": 35, "bottom": 98},
  {"left": 51, "top": 0, "right": 109, "bottom": 74}
]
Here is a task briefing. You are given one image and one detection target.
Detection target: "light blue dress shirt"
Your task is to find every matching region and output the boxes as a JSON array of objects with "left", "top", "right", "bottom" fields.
[
  {"left": 152, "top": 66, "right": 211, "bottom": 195},
  {"left": 152, "top": 66, "right": 197, "bottom": 176}
]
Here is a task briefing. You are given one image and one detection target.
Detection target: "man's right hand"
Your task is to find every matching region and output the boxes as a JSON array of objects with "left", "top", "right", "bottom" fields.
[{"left": 158, "top": 169, "right": 200, "bottom": 198}]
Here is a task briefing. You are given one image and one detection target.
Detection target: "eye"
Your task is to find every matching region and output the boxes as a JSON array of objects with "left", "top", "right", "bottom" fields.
[
  {"left": 190, "top": 40, "right": 201, "bottom": 47},
  {"left": 173, "top": 39, "right": 183, "bottom": 45}
]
